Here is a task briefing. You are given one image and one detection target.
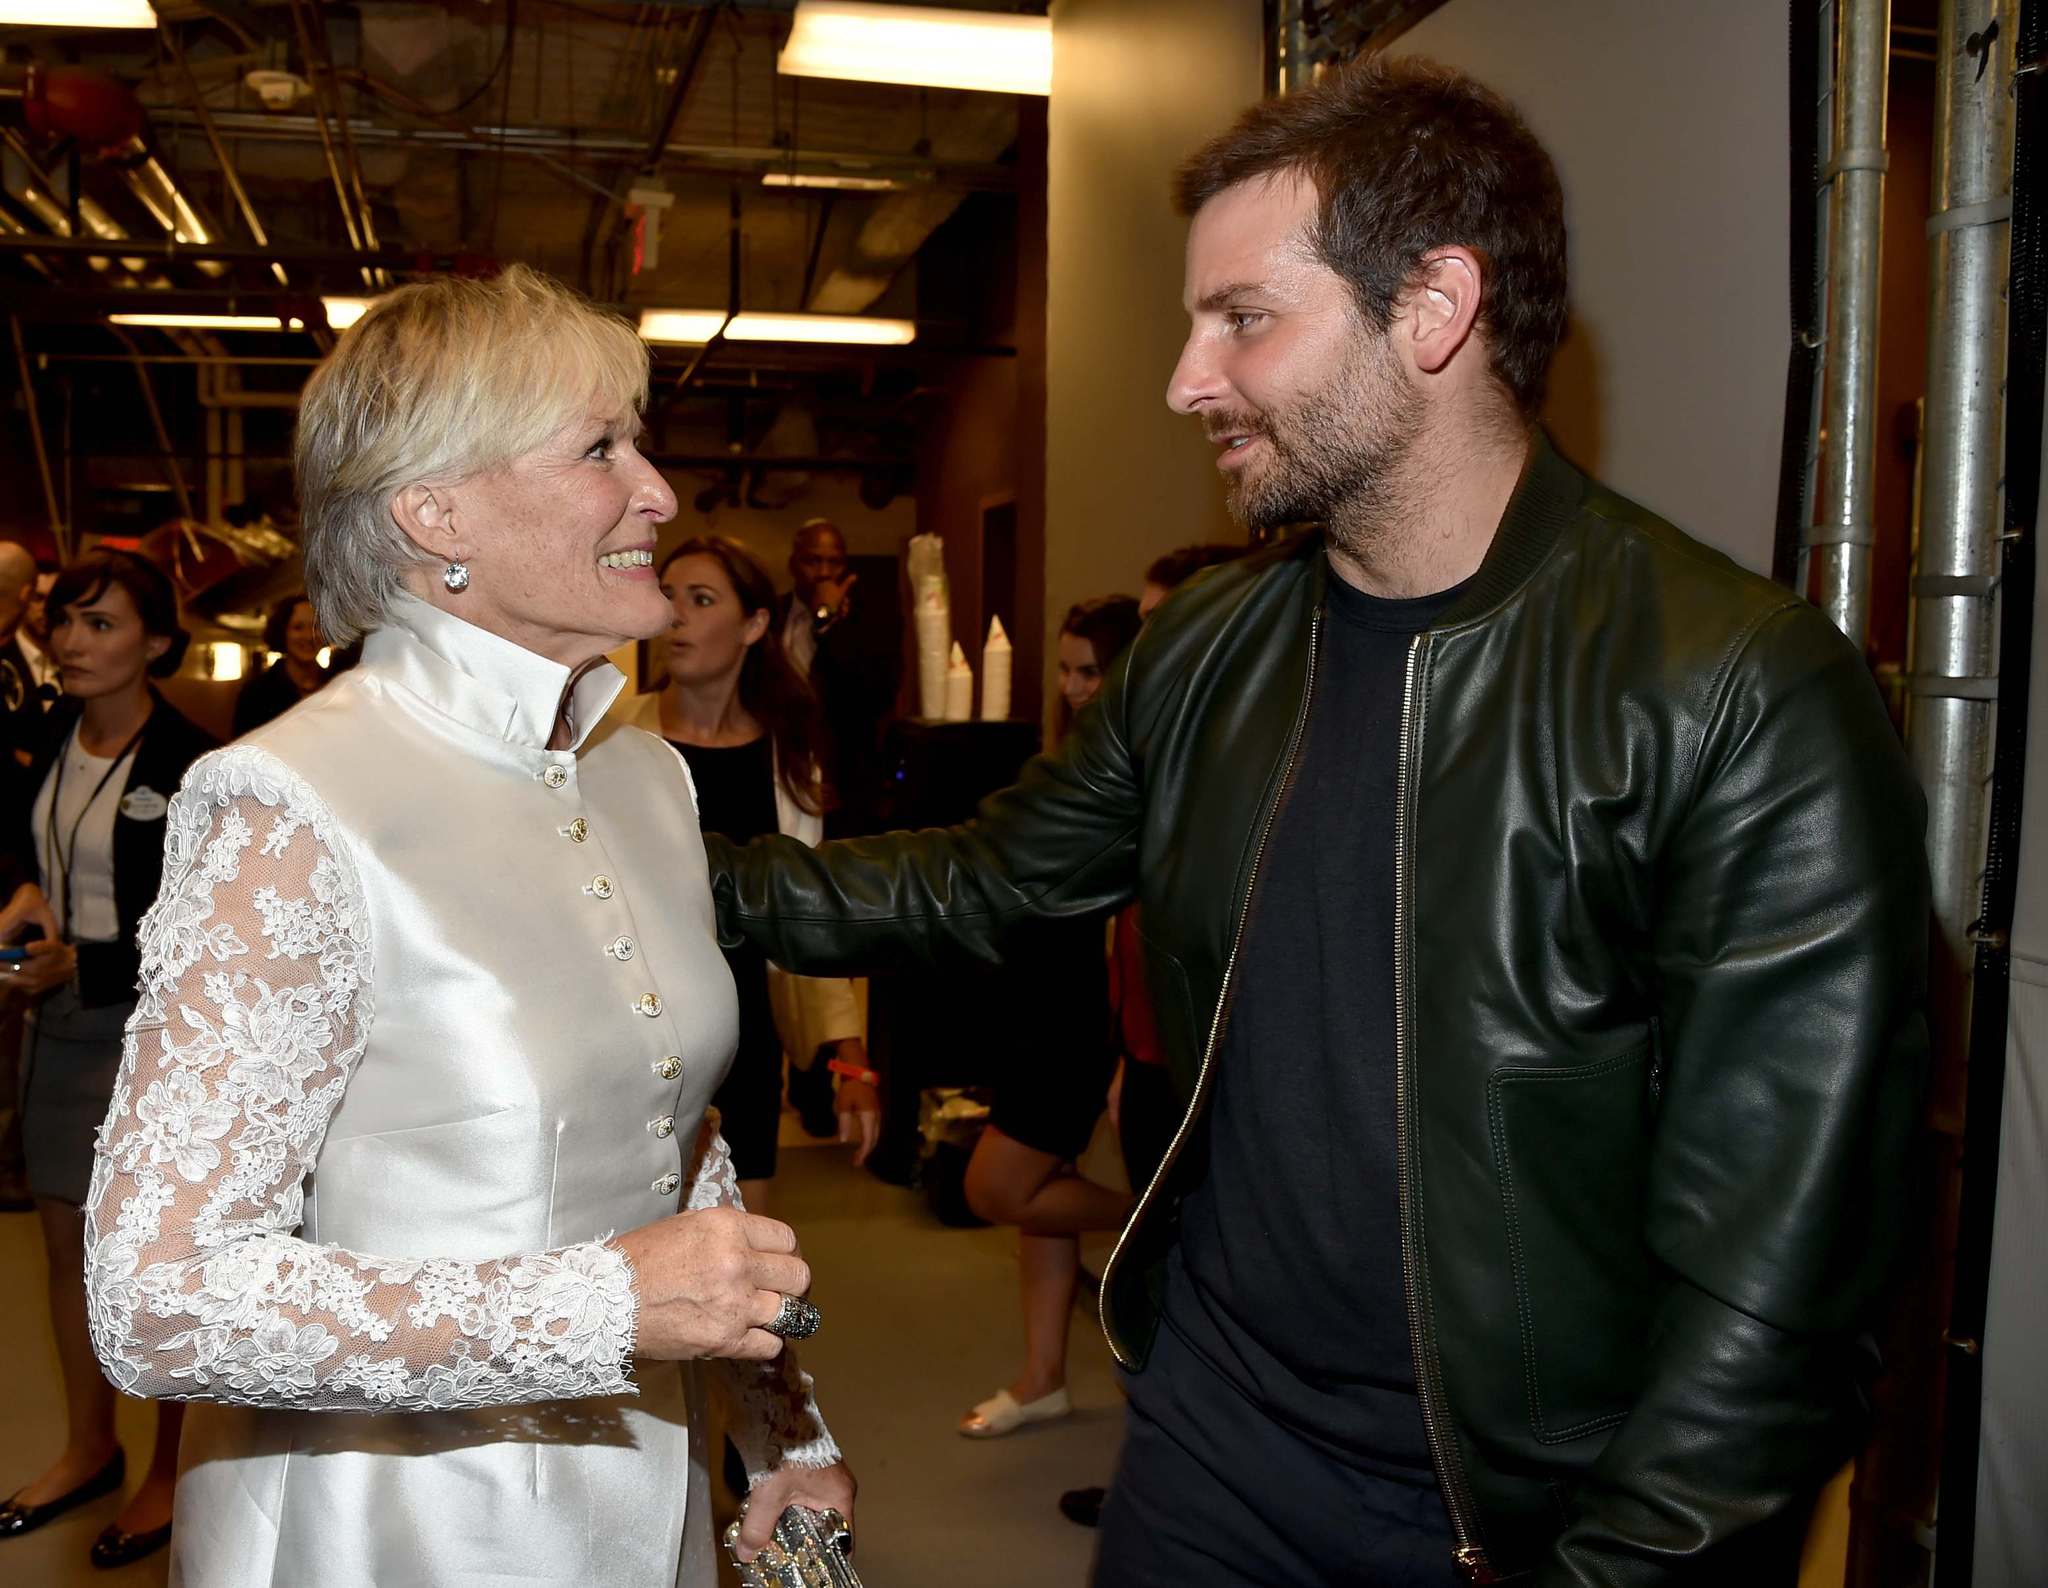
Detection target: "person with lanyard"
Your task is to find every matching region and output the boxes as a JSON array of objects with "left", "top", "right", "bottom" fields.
[{"left": 0, "top": 550, "right": 215, "bottom": 1571}]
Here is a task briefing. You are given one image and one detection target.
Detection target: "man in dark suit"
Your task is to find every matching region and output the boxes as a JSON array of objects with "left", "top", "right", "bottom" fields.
[
  {"left": 0, "top": 541, "right": 52, "bottom": 1210},
  {"left": 776, "top": 518, "right": 901, "bottom": 839}
]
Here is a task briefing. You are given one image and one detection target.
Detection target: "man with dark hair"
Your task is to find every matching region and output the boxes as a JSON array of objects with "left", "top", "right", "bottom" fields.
[{"left": 708, "top": 56, "right": 1927, "bottom": 1584}]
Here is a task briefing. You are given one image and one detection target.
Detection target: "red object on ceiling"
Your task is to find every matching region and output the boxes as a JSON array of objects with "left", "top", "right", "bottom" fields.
[{"left": 20, "top": 63, "right": 145, "bottom": 153}]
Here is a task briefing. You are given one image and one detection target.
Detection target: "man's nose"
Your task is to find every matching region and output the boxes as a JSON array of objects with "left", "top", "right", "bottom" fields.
[{"left": 1167, "top": 332, "right": 1226, "bottom": 416}]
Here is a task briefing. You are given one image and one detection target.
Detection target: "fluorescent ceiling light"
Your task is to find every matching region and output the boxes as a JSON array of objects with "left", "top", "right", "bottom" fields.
[
  {"left": 0, "top": 0, "right": 156, "bottom": 24},
  {"left": 762, "top": 171, "right": 908, "bottom": 193},
  {"left": 727, "top": 312, "right": 915, "bottom": 345},
  {"left": 778, "top": 2, "right": 1052, "bottom": 96},
  {"left": 321, "top": 297, "right": 372, "bottom": 330},
  {"left": 638, "top": 309, "right": 731, "bottom": 345},
  {"left": 637, "top": 307, "right": 917, "bottom": 347},
  {"left": 110, "top": 313, "right": 303, "bottom": 332}
]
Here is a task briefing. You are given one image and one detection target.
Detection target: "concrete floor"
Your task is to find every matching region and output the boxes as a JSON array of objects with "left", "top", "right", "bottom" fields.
[{"left": 0, "top": 1133, "right": 1124, "bottom": 1587}]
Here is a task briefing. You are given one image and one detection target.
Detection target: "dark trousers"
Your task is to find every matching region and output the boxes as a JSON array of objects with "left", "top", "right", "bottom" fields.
[{"left": 1092, "top": 1319, "right": 1458, "bottom": 1588}]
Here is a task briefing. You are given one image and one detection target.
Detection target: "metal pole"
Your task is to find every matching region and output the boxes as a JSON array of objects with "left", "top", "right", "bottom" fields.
[
  {"left": 1808, "top": 0, "right": 1891, "bottom": 645},
  {"left": 1909, "top": 0, "right": 2015, "bottom": 1030}
]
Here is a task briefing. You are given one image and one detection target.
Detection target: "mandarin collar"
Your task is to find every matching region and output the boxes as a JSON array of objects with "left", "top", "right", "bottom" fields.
[{"left": 363, "top": 592, "right": 627, "bottom": 754}]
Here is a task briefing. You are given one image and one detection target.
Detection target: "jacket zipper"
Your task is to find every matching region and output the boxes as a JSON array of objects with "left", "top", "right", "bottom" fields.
[
  {"left": 1099, "top": 608, "right": 1322, "bottom": 1367},
  {"left": 1393, "top": 633, "right": 1495, "bottom": 1584}
]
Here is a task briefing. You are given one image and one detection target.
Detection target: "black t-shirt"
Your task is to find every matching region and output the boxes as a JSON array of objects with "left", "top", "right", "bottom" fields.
[
  {"left": 1165, "top": 560, "right": 1469, "bottom": 1484},
  {"left": 673, "top": 735, "right": 778, "bottom": 845}
]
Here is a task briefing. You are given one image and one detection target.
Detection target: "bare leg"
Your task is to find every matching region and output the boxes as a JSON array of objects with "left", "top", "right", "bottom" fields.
[
  {"left": 109, "top": 1402, "right": 182, "bottom": 1536},
  {"left": 964, "top": 1129, "right": 1129, "bottom": 1238},
  {"left": 737, "top": 1177, "right": 771, "bottom": 1217},
  {"left": 961, "top": 1131, "right": 1132, "bottom": 1427},
  {"left": 10, "top": 1199, "right": 119, "bottom": 1506},
  {"left": 1012, "top": 1231, "right": 1082, "bottom": 1402}
]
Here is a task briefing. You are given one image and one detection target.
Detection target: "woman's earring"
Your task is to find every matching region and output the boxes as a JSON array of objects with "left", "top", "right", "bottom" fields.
[{"left": 443, "top": 560, "right": 470, "bottom": 593}]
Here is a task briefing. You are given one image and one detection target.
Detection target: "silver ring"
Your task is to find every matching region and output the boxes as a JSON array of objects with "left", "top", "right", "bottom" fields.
[{"left": 765, "top": 1293, "right": 821, "bottom": 1341}]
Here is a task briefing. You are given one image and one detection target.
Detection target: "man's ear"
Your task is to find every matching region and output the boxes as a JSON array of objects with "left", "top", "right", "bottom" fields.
[
  {"left": 390, "top": 483, "right": 466, "bottom": 564},
  {"left": 1395, "top": 245, "right": 1486, "bottom": 379}
]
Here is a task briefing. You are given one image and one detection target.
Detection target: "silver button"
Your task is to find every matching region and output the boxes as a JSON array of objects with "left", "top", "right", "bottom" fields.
[
  {"left": 565, "top": 817, "right": 589, "bottom": 843},
  {"left": 588, "top": 875, "right": 614, "bottom": 900},
  {"left": 606, "top": 935, "right": 636, "bottom": 961},
  {"left": 654, "top": 1055, "right": 682, "bottom": 1080},
  {"left": 635, "top": 992, "right": 663, "bottom": 1018},
  {"left": 652, "top": 1172, "right": 680, "bottom": 1196},
  {"left": 543, "top": 764, "right": 569, "bottom": 790},
  {"left": 650, "top": 1115, "right": 676, "bottom": 1139}
]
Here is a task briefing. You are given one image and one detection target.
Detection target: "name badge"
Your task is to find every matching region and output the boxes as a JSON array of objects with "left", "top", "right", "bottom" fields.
[{"left": 118, "top": 787, "right": 169, "bottom": 821}]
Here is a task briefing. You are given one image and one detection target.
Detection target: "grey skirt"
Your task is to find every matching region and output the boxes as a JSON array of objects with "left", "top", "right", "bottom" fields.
[{"left": 21, "top": 983, "right": 134, "bottom": 1207}]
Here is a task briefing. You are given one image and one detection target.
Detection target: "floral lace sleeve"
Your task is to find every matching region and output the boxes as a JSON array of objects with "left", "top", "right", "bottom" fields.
[
  {"left": 686, "top": 1113, "right": 843, "bottom": 1481},
  {"left": 81, "top": 746, "right": 639, "bottom": 1412}
]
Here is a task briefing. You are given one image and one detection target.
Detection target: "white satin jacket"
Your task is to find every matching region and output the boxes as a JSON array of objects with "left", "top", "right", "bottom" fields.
[{"left": 80, "top": 594, "right": 838, "bottom": 1587}]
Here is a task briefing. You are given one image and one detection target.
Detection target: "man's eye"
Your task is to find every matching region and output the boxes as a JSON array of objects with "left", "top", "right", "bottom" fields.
[{"left": 1224, "top": 311, "right": 1263, "bottom": 333}]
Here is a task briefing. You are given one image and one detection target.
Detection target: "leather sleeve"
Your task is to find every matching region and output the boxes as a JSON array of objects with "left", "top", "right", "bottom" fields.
[
  {"left": 1543, "top": 603, "right": 1930, "bottom": 1583},
  {"left": 705, "top": 646, "right": 1145, "bottom": 976}
]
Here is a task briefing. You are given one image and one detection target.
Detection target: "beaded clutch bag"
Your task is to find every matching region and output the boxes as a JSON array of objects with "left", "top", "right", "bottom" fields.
[{"left": 723, "top": 1507, "right": 863, "bottom": 1588}]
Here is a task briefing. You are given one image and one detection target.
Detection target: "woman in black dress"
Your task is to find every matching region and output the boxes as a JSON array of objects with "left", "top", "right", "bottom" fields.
[
  {"left": 626, "top": 536, "right": 880, "bottom": 1211},
  {"left": 957, "top": 595, "right": 1142, "bottom": 1439},
  {"left": 0, "top": 552, "right": 216, "bottom": 1570},
  {"left": 231, "top": 595, "right": 330, "bottom": 737}
]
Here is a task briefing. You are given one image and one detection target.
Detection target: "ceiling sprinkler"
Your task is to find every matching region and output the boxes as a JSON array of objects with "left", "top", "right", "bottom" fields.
[{"left": 243, "top": 69, "right": 312, "bottom": 112}]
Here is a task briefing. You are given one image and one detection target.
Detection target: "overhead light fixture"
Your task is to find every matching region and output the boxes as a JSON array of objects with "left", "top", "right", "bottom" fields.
[
  {"left": 637, "top": 309, "right": 731, "bottom": 346},
  {"left": 637, "top": 308, "right": 916, "bottom": 347},
  {"left": 321, "top": 297, "right": 372, "bottom": 330},
  {"left": 726, "top": 312, "right": 916, "bottom": 346},
  {"left": 778, "top": 2, "right": 1052, "bottom": 96},
  {"left": 0, "top": 0, "right": 157, "bottom": 25},
  {"left": 762, "top": 171, "right": 910, "bottom": 193},
  {"left": 110, "top": 313, "right": 304, "bottom": 332}
]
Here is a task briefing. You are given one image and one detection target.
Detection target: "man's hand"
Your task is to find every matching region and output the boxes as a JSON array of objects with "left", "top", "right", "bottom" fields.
[
  {"left": 4, "top": 936, "right": 75, "bottom": 1000},
  {"left": 811, "top": 570, "right": 858, "bottom": 622},
  {"left": 613, "top": 1207, "right": 810, "bottom": 1362},
  {"left": 734, "top": 1462, "right": 857, "bottom": 1563},
  {"left": 832, "top": 1039, "right": 881, "bottom": 1168}
]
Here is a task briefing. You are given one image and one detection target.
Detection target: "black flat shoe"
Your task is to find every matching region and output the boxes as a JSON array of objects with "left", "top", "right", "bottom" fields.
[
  {"left": 0, "top": 1450, "right": 126, "bottom": 1539},
  {"left": 1058, "top": 1485, "right": 1106, "bottom": 1529},
  {"left": 90, "top": 1519, "right": 172, "bottom": 1569}
]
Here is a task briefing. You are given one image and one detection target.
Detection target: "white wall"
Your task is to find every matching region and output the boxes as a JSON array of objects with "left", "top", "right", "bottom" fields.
[
  {"left": 1044, "top": 0, "right": 1262, "bottom": 709},
  {"left": 1399, "top": 0, "right": 1791, "bottom": 573}
]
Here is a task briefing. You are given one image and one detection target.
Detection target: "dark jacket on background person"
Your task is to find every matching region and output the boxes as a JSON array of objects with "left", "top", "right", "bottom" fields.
[
  {"left": 232, "top": 659, "right": 322, "bottom": 738},
  {"left": 707, "top": 434, "right": 1931, "bottom": 1584},
  {"left": 2, "top": 694, "right": 218, "bottom": 998},
  {"left": 0, "top": 634, "right": 52, "bottom": 765},
  {"left": 774, "top": 587, "right": 900, "bottom": 835}
]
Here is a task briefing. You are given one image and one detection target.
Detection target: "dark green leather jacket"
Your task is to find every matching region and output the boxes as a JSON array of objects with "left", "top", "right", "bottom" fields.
[{"left": 705, "top": 435, "right": 1930, "bottom": 1584}]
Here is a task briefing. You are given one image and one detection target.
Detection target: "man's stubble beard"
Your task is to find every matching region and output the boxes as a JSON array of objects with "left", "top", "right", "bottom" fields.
[{"left": 1224, "top": 330, "right": 1425, "bottom": 563}]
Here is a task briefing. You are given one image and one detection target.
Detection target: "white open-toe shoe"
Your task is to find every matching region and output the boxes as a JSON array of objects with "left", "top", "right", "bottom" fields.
[{"left": 957, "top": 1386, "right": 1073, "bottom": 1438}]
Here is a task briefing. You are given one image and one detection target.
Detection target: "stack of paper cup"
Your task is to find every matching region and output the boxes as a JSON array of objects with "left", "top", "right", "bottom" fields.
[
  {"left": 980, "top": 616, "right": 1012, "bottom": 721},
  {"left": 907, "top": 534, "right": 951, "bottom": 719},
  {"left": 943, "top": 642, "right": 974, "bottom": 722}
]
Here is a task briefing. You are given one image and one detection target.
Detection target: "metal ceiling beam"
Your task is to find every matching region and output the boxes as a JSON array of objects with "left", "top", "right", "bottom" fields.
[{"left": 140, "top": 109, "right": 1018, "bottom": 190}]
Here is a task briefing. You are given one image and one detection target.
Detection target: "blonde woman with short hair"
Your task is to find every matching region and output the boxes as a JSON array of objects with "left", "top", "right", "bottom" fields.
[{"left": 80, "top": 266, "right": 854, "bottom": 1586}]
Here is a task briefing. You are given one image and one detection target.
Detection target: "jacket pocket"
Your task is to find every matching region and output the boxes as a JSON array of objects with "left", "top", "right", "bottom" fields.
[{"left": 1487, "top": 1042, "right": 1656, "bottom": 1444}]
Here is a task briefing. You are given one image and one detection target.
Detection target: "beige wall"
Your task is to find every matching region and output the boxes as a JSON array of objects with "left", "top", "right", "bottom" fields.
[
  {"left": 1044, "top": 0, "right": 1262, "bottom": 713},
  {"left": 1398, "top": 0, "right": 1790, "bottom": 573}
]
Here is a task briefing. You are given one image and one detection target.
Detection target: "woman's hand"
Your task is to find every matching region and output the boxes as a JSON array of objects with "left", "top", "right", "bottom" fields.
[
  {"left": 832, "top": 1040, "right": 880, "bottom": 1168},
  {"left": 3, "top": 937, "right": 76, "bottom": 1000},
  {"left": 0, "top": 882, "right": 58, "bottom": 946},
  {"left": 734, "top": 1461, "right": 858, "bottom": 1562},
  {"left": 613, "top": 1207, "right": 810, "bottom": 1363}
]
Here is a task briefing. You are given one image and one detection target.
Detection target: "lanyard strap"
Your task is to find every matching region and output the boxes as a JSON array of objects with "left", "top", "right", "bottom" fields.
[{"left": 44, "top": 717, "right": 146, "bottom": 938}]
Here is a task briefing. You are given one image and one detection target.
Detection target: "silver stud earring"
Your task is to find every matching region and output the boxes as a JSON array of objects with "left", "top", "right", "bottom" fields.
[{"left": 443, "top": 560, "right": 470, "bottom": 593}]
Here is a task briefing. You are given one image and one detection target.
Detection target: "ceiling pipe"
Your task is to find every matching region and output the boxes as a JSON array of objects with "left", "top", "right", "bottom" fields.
[{"left": 164, "top": 24, "right": 288, "bottom": 286}]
